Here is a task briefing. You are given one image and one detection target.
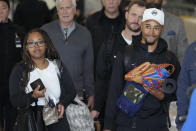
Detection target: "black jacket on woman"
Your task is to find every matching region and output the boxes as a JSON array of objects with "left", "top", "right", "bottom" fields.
[
  {"left": 9, "top": 61, "right": 76, "bottom": 109},
  {"left": 104, "top": 35, "right": 181, "bottom": 131}
]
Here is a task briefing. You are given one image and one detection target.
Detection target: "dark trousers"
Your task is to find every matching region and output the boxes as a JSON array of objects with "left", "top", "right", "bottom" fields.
[
  {"left": 116, "top": 113, "right": 169, "bottom": 131},
  {"left": 96, "top": 107, "right": 105, "bottom": 131},
  {"left": 0, "top": 97, "right": 17, "bottom": 131},
  {"left": 47, "top": 114, "right": 70, "bottom": 131},
  {"left": 116, "top": 126, "right": 168, "bottom": 131},
  {"left": 0, "top": 102, "right": 17, "bottom": 131}
]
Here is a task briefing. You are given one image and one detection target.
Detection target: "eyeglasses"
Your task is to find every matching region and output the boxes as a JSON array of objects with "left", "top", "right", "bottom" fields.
[
  {"left": 27, "top": 40, "right": 45, "bottom": 48},
  {"left": 144, "top": 24, "right": 162, "bottom": 32}
]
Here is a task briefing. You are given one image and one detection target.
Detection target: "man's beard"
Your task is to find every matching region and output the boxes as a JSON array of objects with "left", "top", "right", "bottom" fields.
[
  {"left": 144, "top": 38, "right": 157, "bottom": 45},
  {"left": 127, "top": 23, "right": 141, "bottom": 33}
]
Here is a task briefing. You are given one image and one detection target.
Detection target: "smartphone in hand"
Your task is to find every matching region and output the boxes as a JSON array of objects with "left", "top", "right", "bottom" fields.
[{"left": 30, "top": 78, "right": 45, "bottom": 91}]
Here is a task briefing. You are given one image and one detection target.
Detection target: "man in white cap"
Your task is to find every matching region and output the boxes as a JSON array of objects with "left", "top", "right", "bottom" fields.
[
  {"left": 143, "top": 0, "right": 188, "bottom": 64},
  {"left": 103, "top": 8, "right": 180, "bottom": 131}
]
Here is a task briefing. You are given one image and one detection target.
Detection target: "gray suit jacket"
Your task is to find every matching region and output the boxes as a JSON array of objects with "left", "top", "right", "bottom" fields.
[{"left": 161, "top": 10, "right": 189, "bottom": 64}]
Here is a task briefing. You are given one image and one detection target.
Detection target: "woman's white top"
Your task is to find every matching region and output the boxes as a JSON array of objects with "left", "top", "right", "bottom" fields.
[{"left": 25, "top": 59, "right": 61, "bottom": 106}]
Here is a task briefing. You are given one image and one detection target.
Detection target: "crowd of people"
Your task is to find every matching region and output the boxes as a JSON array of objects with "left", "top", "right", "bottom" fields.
[{"left": 0, "top": 0, "right": 195, "bottom": 131}]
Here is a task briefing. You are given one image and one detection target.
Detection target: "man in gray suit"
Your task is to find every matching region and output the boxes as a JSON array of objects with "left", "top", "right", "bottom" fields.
[
  {"left": 144, "top": 0, "right": 189, "bottom": 63},
  {"left": 42, "top": 0, "right": 94, "bottom": 108}
]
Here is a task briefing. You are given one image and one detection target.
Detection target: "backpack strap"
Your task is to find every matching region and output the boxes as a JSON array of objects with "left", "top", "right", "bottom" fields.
[
  {"left": 123, "top": 45, "right": 135, "bottom": 73},
  {"left": 53, "top": 59, "right": 62, "bottom": 78}
]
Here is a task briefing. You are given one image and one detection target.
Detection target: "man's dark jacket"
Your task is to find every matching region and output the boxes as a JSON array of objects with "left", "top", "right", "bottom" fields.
[
  {"left": 86, "top": 8, "right": 125, "bottom": 62},
  {"left": 13, "top": 0, "right": 51, "bottom": 32},
  {"left": 94, "top": 33, "right": 128, "bottom": 112},
  {"left": 104, "top": 35, "right": 181, "bottom": 130},
  {"left": 0, "top": 21, "right": 24, "bottom": 101}
]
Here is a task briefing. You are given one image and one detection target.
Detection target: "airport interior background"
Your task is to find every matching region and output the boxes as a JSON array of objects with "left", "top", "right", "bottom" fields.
[
  {"left": 8, "top": 0, "right": 196, "bottom": 47},
  {"left": 5, "top": 0, "right": 196, "bottom": 131}
]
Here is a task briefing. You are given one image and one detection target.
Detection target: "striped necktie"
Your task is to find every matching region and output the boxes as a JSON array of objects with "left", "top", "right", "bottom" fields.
[{"left": 64, "top": 28, "right": 68, "bottom": 40}]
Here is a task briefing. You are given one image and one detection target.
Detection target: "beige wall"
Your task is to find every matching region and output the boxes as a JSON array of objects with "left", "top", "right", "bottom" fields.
[
  {"left": 41, "top": 0, "right": 56, "bottom": 10},
  {"left": 181, "top": 16, "right": 196, "bottom": 44}
]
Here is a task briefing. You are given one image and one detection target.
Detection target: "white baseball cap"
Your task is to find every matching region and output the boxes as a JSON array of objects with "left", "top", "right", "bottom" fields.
[{"left": 142, "top": 8, "right": 164, "bottom": 25}]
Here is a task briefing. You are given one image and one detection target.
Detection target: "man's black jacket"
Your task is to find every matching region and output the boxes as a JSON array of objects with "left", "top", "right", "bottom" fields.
[
  {"left": 94, "top": 33, "right": 128, "bottom": 112},
  {"left": 86, "top": 8, "right": 125, "bottom": 62},
  {"left": 0, "top": 21, "right": 24, "bottom": 101}
]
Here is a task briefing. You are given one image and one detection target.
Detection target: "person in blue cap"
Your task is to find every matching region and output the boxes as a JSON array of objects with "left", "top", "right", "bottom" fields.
[
  {"left": 181, "top": 88, "right": 196, "bottom": 131},
  {"left": 176, "top": 41, "right": 196, "bottom": 131}
]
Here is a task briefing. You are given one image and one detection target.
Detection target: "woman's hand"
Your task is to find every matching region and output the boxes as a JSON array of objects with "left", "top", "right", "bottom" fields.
[
  {"left": 32, "top": 85, "right": 46, "bottom": 98},
  {"left": 57, "top": 104, "right": 64, "bottom": 119},
  {"left": 87, "top": 96, "right": 94, "bottom": 109},
  {"left": 90, "top": 110, "right": 100, "bottom": 119}
]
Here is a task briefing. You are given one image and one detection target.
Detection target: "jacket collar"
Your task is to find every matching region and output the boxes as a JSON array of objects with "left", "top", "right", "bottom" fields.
[{"left": 132, "top": 33, "right": 168, "bottom": 54}]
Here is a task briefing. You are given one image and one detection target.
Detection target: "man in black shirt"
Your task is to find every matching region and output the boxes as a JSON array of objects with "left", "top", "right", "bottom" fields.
[
  {"left": 90, "top": 1, "right": 146, "bottom": 129},
  {"left": 86, "top": 0, "right": 125, "bottom": 63},
  {"left": 13, "top": 0, "right": 51, "bottom": 32},
  {"left": 0, "top": 0, "right": 24, "bottom": 130}
]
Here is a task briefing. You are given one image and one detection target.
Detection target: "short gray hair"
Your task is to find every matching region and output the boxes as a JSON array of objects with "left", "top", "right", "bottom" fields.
[{"left": 56, "top": 0, "right": 77, "bottom": 9}]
